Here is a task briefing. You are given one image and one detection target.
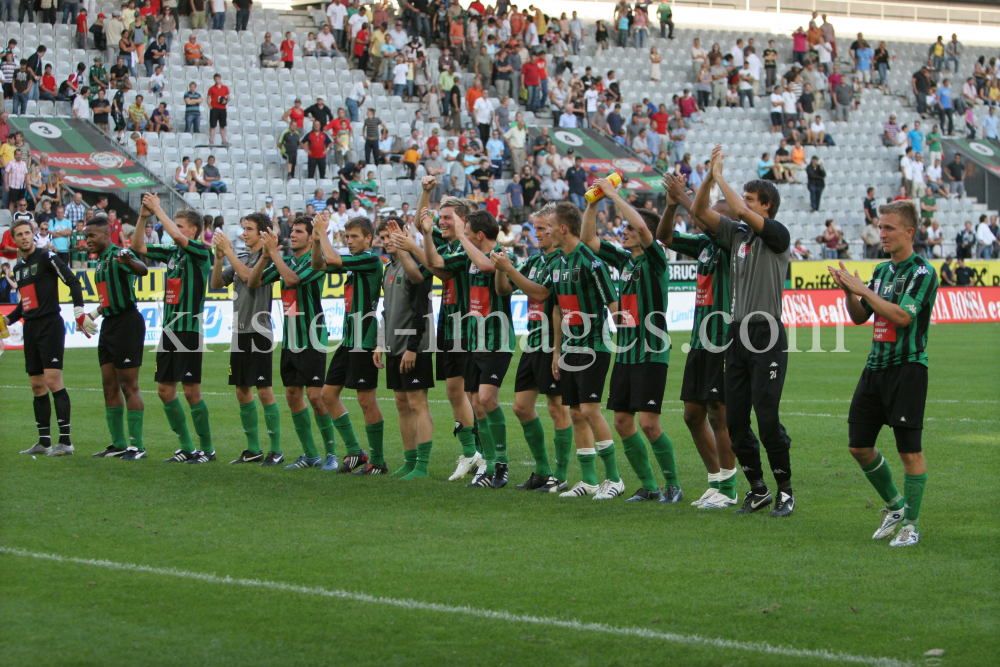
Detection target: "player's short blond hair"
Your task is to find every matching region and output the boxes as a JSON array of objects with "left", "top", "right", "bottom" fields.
[
  {"left": 878, "top": 200, "right": 919, "bottom": 230},
  {"left": 439, "top": 197, "right": 471, "bottom": 219}
]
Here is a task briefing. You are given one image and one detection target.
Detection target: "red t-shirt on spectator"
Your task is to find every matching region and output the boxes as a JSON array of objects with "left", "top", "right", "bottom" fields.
[
  {"left": 521, "top": 62, "right": 540, "bottom": 87},
  {"left": 650, "top": 112, "right": 669, "bottom": 134},
  {"left": 108, "top": 220, "right": 122, "bottom": 246},
  {"left": 281, "top": 40, "right": 295, "bottom": 63},
  {"left": 288, "top": 106, "right": 304, "bottom": 129},
  {"left": 0, "top": 229, "right": 16, "bottom": 260},
  {"left": 306, "top": 130, "right": 330, "bottom": 159},
  {"left": 535, "top": 58, "right": 547, "bottom": 81},
  {"left": 426, "top": 136, "right": 439, "bottom": 154},
  {"left": 325, "top": 118, "right": 350, "bottom": 134},
  {"left": 678, "top": 97, "right": 697, "bottom": 118},
  {"left": 76, "top": 13, "right": 88, "bottom": 34},
  {"left": 42, "top": 74, "right": 56, "bottom": 94},
  {"left": 484, "top": 197, "right": 500, "bottom": 217},
  {"left": 208, "top": 84, "right": 229, "bottom": 109}
]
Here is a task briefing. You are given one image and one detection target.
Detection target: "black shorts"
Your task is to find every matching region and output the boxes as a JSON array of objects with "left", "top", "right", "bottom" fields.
[
  {"left": 229, "top": 332, "right": 274, "bottom": 387},
  {"left": 98, "top": 308, "right": 145, "bottom": 369},
  {"left": 280, "top": 347, "right": 326, "bottom": 387},
  {"left": 679, "top": 347, "right": 726, "bottom": 403},
  {"left": 325, "top": 343, "right": 379, "bottom": 390},
  {"left": 560, "top": 351, "right": 611, "bottom": 406},
  {"left": 22, "top": 313, "right": 65, "bottom": 376},
  {"left": 435, "top": 347, "right": 467, "bottom": 381},
  {"left": 607, "top": 361, "right": 668, "bottom": 414},
  {"left": 848, "top": 363, "right": 928, "bottom": 453},
  {"left": 154, "top": 330, "right": 203, "bottom": 383},
  {"left": 209, "top": 108, "right": 227, "bottom": 128},
  {"left": 464, "top": 351, "right": 513, "bottom": 393},
  {"left": 514, "top": 350, "right": 560, "bottom": 395},
  {"left": 386, "top": 352, "right": 435, "bottom": 391}
]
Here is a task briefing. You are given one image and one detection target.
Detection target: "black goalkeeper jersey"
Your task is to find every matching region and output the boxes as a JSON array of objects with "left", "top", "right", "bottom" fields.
[{"left": 7, "top": 247, "right": 84, "bottom": 324}]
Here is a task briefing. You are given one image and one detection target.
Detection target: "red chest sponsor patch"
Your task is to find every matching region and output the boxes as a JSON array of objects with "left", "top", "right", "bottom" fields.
[
  {"left": 96, "top": 281, "right": 111, "bottom": 309},
  {"left": 618, "top": 293, "right": 638, "bottom": 327},
  {"left": 442, "top": 278, "right": 456, "bottom": 306},
  {"left": 696, "top": 273, "right": 714, "bottom": 306},
  {"left": 527, "top": 298, "right": 544, "bottom": 321},
  {"left": 469, "top": 285, "right": 491, "bottom": 317},
  {"left": 344, "top": 283, "right": 354, "bottom": 311},
  {"left": 165, "top": 277, "right": 182, "bottom": 305},
  {"left": 20, "top": 283, "right": 37, "bottom": 310},
  {"left": 281, "top": 289, "right": 298, "bottom": 316},
  {"left": 873, "top": 315, "right": 896, "bottom": 342},
  {"left": 557, "top": 294, "right": 583, "bottom": 326}
]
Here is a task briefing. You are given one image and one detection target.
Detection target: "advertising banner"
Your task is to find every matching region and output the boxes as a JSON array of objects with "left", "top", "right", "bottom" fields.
[
  {"left": 781, "top": 287, "right": 1000, "bottom": 326},
  {"left": 789, "top": 260, "right": 1000, "bottom": 290},
  {"left": 527, "top": 127, "right": 665, "bottom": 192}
]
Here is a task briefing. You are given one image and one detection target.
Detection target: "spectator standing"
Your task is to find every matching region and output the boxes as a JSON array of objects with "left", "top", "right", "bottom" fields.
[
  {"left": 207, "top": 73, "right": 229, "bottom": 145},
  {"left": 912, "top": 66, "right": 931, "bottom": 115},
  {"left": 210, "top": 0, "right": 226, "bottom": 30},
  {"left": 945, "top": 153, "right": 965, "bottom": 198},
  {"left": 657, "top": 0, "right": 673, "bottom": 40},
  {"left": 976, "top": 216, "right": 997, "bottom": 258},
  {"left": 362, "top": 108, "right": 385, "bottom": 165},
  {"left": 833, "top": 77, "right": 852, "bottom": 122},
  {"left": 945, "top": 34, "right": 962, "bottom": 73},
  {"left": 234, "top": 0, "right": 252, "bottom": 32},
  {"left": 300, "top": 119, "right": 331, "bottom": 179}
]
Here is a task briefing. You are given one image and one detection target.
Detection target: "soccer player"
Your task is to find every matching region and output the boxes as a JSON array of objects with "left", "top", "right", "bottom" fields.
[
  {"left": 423, "top": 208, "right": 515, "bottom": 488},
  {"left": 490, "top": 206, "right": 573, "bottom": 492},
  {"left": 210, "top": 213, "right": 283, "bottom": 466},
  {"left": 4, "top": 219, "right": 93, "bottom": 457},
  {"left": 312, "top": 212, "right": 385, "bottom": 474},
  {"left": 492, "top": 202, "right": 622, "bottom": 499},
  {"left": 403, "top": 194, "right": 481, "bottom": 482},
  {"left": 581, "top": 178, "right": 681, "bottom": 502},
  {"left": 85, "top": 214, "right": 149, "bottom": 461},
  {"left": 690, "top": 145, "right": 794, "bottom": 517},
  {"left": 828, "top": 200, "right": 936, "bottom": 547},
  {"left": 658, "top": 174, "right": 742, "bottom": 509},
  {"left": 132, "top": 194, "right": 214, "bottom": 464},
  {"left": 248, "top": 216, "right": 330, "bottom": 470},
  {"left": 373, "top": 218, "right": 435, "bottom": 478}
]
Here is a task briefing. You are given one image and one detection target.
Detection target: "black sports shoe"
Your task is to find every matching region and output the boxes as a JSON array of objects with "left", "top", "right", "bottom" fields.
[
  {"left": 93, "top": 445, "right": 128, "bottom": 458},
  {"left": 659, "top": 485, "right": 684, "bottom": 503},
  {"left": 164, "top": 449, "right": 198, "bottom": 462},
  {"left": 230, "top": 450, "right": 264, "bottom": 464},
  {"left": 338, "top": 450, "right": 369, "bottom": 473},
  {"left": 185, "top": 450, "right": 217, "bottom": 464},
  {"left": 535, "top": 476, "right": 568, "bottom": 493},
  {"left": 735, "top": 488, "right": 773, "bottom": 513},
  {"left": 260, "top": 452, "right": 285, "bottom": 467},
  {"left": 627, "top": 487, "right": 663, "bottom": 502},
  {"left": 355, "top": 462, "right": 389, "bottom": 475},
  {"left": 120, "top": 447, "right": 146, "bottom": 461},
  {"left": 515, "top": 472, "right": 549, "bottom": 490},
  {"left": 770, "top": 490, "right": 794, "bottom": 517},
  {"left": 466, "top": 467, "right": 493, "bottom": 488},
  {"left": 491, "top": 462, "right": 509, "bottom": 488}
]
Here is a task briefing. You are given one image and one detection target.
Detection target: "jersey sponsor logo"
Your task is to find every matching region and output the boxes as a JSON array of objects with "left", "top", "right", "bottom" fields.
[
  {"left": 441, "top": 278, "right": 457, "bottom": 305},
  {"left": 881, "top": 282, "right": 893, "bottom": 297},
  {"left": 469, "top": 285, "right": 492, "bottom": 317},
  {"left": 165, "top": 277, "right": 182, "bottom": 305},
  {"left": 528, "top": 267, "right": 537, "bottom": 280},
  {"left": 96, "top": 281, "right": 111, "bottom": 309},
  {"left": 618, "top": 293, "right": 638, "bottom": 327},
  {"left": 344, "top": 283, "right": 354, "bottom": 311},
  {"left": 20, "top": 284, "right": 38, "bottom": 310},
  {"left": 738, "top": 241, "right": 750, "bottom": 258},
  {"left": 873, "top": 315, "right": 897, "bottom": 342},
  {"left": 590, "top": 260, "right": 601, "bottom": 270},
  {"left": 873, "top": 279, "right": 882, "bottom": 294},
  {"left": 894, "top": 276, "right": 907, "bottom": 296},
  {"left": 904, "top": 303, "right": 917, "bottom": 315},
  {"left": 556, "top": 294, "right": 583, "bottom": 325},
  {"left": 915, "top": 265, "right": 929, "bottom": 276},
  {"left": 571, "top": 267, "right": 581, "bottom": 283},
  {"left": 281, "top": 289, "right": 299, "bottom": 316},
  {"left": 527, "top": 298, "right": 544, "bottom": 321},
  {"left": 695, "top": 273, "right": 714, "bottom": 306}
]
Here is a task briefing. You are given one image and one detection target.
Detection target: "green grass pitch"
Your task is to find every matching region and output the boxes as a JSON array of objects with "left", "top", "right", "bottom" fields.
[{"left": 1, "top": 323, "right": 997, "bottom": 667}]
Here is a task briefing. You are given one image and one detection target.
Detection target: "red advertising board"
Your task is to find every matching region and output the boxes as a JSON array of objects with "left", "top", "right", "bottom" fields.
[{"left": 781, "top": 288, "right": 1000, "bottom": 326}]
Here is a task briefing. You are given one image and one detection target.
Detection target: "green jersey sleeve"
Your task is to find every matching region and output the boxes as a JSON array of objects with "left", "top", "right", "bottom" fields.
[
  {"left": 670, "top": 232, "right": 709, "bottom": 259},
  {"left": 182, "top": 239, "right": 212, "bottom": 265},
  {"left": 589, "top": 257, "right": 618, "bottom": 307},
  {"left": 143, "top": 244, "right": 175, "bottom": 263},
  {"left": 329, "top": 250, "right": 383, "bottom": 274},
  {"left": 596, "top": 239, "right": 630, "bottom": 270},
  {"left": 899, "top": 267, "right": 938, "bottom": 317}
]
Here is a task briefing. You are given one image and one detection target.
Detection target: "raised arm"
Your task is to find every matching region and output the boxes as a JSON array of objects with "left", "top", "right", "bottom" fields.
[
  {"left": 390, "top": 230, "right": 427, "bottom": 284},
  {"left": 311, "top": 212, "right": 342, "bottom": 270},
  {"left": 146, "top": 193, "right": 190, "bottom": 248},
  {"left": 580, "top": 197, "right": 601, "bottom": 252},
  {"left": 690, "top": 148, "right": 722, "bottom": 233},
  {"left": 210, "top": 241, "right": 228, "bottom": 290},
  {"left": 493, "top": 262, "right": 514, "bottom": 296},
  {"left": 656, "top": 173, "right": 688, "bottom": 246},
  {"left": 130, "top": 195, "right": 153, "bottom": 255},
  {"left": 712, "top": 145, "right": 766, "bottom": 233},
  {"left": 600, "top": 177, "right": 653, "bottom": 248}
]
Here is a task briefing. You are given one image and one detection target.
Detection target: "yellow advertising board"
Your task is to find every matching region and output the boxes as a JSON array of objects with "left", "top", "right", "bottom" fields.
[{"left": 789, "top": 260, "right": 1000, "bottom": 290}]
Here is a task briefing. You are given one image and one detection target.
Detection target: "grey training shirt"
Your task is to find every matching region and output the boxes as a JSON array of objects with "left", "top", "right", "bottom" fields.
[
  {"left": 223, "top": 249, "right": 274, "bottom": 335},
  {"left": 712, "top": 214, "right": 791, "bottom": 324},
  {"left": 378, "top": 258, "right": 434, "bottom": 355}
]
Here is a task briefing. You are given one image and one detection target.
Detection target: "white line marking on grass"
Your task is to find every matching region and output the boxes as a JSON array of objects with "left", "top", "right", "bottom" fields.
[
  {"left": 0, "top": 546, "right": 911, "bottom": 667},
  {"left": 1, "top": 387, "right": 995, "bottom": 425}
]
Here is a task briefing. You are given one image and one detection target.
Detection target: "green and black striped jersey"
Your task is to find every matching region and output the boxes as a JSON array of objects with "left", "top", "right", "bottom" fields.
[
  {"left": 597, "top": 239, "right": 670, "bottom": 365},
  {"left": 519, "top": 249, "right": 561, "bottom": 351},
  {"left": 540, "top": 241, "right": 617, "bottom": 354},
  {"left": 442, "top": 244, "right": 516, "bottom": 353},
  {"left": 326, "top": 249, "right": 383, "bottom": 350},
  {"left": 422, "top": 238, "right": 469, "bottom": 347},
  {"left": 93, "top": 245, "right": 140, "bottom": 317},
  {"left": 261, "top": 251, "right": 327, "bottom": 352},
  {"left": 860, "top": 253, "right": 938, "bottom": 370},
  {"left": 671, "top": 232, "right": 731, "bottom": 351},
  {"left": 145, "top": 240, "right": 211, "bottom": 333}
]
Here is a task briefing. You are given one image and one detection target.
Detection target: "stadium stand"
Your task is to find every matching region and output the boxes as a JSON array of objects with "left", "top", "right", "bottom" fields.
[{"left": 1, "top": 1, "right": 998, "bottom": 260}]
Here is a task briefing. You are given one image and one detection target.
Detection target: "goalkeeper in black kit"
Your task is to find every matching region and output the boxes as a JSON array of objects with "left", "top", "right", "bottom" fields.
[{"left": 4, "top": 218, "right": 96, "bottom": 457}]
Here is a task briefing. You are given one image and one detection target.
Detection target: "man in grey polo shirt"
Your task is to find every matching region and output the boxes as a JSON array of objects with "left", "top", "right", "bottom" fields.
[
  {"left": 211, "top": 212, "right": 284, "bottom": 466},
  {"left": 374, "top": 217, "right": 436, "bottom": 479},
  {"left": 691, "top": 144, "right": 794, "bottom": 518}
]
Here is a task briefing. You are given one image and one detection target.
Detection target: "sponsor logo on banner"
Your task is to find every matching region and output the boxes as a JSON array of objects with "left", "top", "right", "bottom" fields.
[
  {"left": 791, "top": 260, "right": 1000, "bottom": 289},
  {"left": 780, "top": 288, "right": 1000, "bottom": 327}
]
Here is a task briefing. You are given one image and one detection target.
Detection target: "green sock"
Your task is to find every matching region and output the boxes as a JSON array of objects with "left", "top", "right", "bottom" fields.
[
  {"left": 402, "top": 441, "right": 433, "bottom": 479},
  {"left": 486, "top": 406, "right": 508, "bottom": 464},
  {"left": 553, "top": 426, "right": 573, "bottom": 482},
  {"left": 521, "top": 417, "right": 552, "bottom": 476},
  {"left": 861, "top": 455, "right": 905, "bottom": 511},
  {"left": 903, "top": 472, "right": 927, "bottom": 526},
  {"left": 457, "top": 425, "right": 477, "bottom": 458},
  {"left": 393, "top": 449, "right": 417, "bottom": 476},
  {"left": 477, "top": 417, "right": 496, "bottom": 473},
  {"left": 366, "top": 420, "right": 385, "bottom": 466},
  {"left": 708, "top": 472, "right": 721, "bottom": 490},
  {"left": 262, "top": 402, "right": 282, "bottom": 454},
  {"left": 163, "top": 398, "right": 194, "bottom": 452},
  {"left": 315, "top": 412, "right": 336, "bottom": 456},
  {"left": 239, "top": 402, "right": 261, "bottom": 454},
  {"left": 719, "top": 468, "right": 738, "bottom": 499},
  {"left": 126, "top": 409, "right": 144, "bottom": 451},
  {"left": 649, "top": 432, "right": 678, "bottom": 486},
  {"left": 334, "top": 412, "right": 360, "bottom": 455},
  {"left": 105, "top": 406, "right": 126, "bottom": 449},
  {"left": 189, "top": 399, "right": 213, "bottom": 454},
  {"left": 622, "top": 432, "right": 658, "bottom": 492},
  {"left": 595, "top": 440, "right": 620, "bottom": 483},
  {"left": 291, "top": 408, "right": 319, "bottom": 458},
  {"left": 578, "top": 449, "right": 599, "bottom": 486}
]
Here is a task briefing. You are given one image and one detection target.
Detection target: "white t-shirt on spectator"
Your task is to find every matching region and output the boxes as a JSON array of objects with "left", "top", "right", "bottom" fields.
[
  {"left": 926, "top": 164, "right": 942, "bottom": 182},
  {"left": 782, "top": 91, "right": 797, "bottom": 114},
  {"left": 811, "top": 120, "right": 826, "bottom": 133},
  {"left": 388, "top": 28, "right": 409, "bottom": 50},
  {"left": 73, "top": 95, "right": 92, "bottom": 120},
  {"left": 738, "top": 67, "right": 753, "bottom": 90},
  {"left": 911, "top": 162, "right": 925, "bottom": 184},
  {"left": 746, "top": 53, "right": 762, "bottom": 81},
  {"left": 473, "top": 97, "right": 493, "bottom": 125},
  {"left": 348, "top": 13, "right": 366, "bottom": 39},
  {"left": 817, "top": 42, "right": 832, "bottom": 64},
  {"left": 317, "top": 32, "right": 335, "bottom": 50},
  {"left": 584, "top": 88, "right": 598, "bottom": 113},
  {"left": 211, "top": 0, "right": 224, "bottom": 13},
  {"left": 327, "top": 2, "right": 347, "bottom": 29},
  {"left": 900, "top": 156, "right": 914, "bottom": 179},
  {"left": 730, "top": 45, "right": 744, "bottom": 68},
  {"left": 770, "top": 93, "right": 783, "bottom": 110},
  {"left": 393, "top": 62, "right": 409, "bottom": 85}
]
